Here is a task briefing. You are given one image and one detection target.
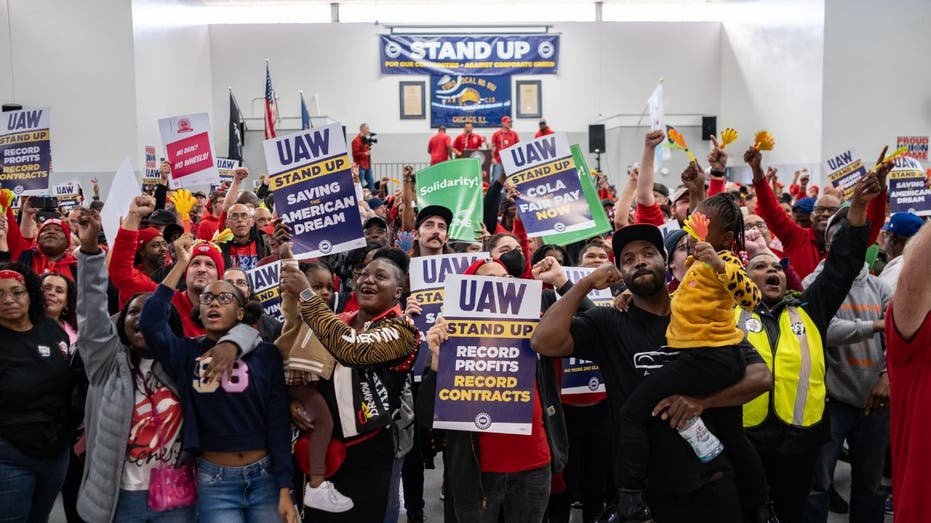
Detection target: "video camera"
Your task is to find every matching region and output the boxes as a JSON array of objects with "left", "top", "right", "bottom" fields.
[{"left": 362, "top": 132, "right": 378, "bottom": 146}]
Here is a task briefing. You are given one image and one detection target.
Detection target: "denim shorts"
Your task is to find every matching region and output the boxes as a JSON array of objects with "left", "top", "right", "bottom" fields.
[{"left": 196, "top": 456, "right": 280, "bottom": 523}]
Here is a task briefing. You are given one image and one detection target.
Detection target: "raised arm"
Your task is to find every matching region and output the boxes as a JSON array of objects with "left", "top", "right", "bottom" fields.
[
  {"left": 615, "top": 168, "right": 638, "bottom": 229},
  {"left": 401, "top": 166, "right": 417, "bottom": 232},
  {"left": 222, "top": 167, "right": 248, "bottom": 212},
  {"left": 891, "top": 219, "right": 931, "bottom": 340},
  {"left": 706, "top": 136, "right": 727, "bottom": 197},
  {"left": 108, "top": 196, "right": 158, "bottom": 304},
  {"left": 636, "top": 130, "right": 665, "bottom": 207},
  {"left": 483, "top": 170, "right": 506, "bottom": 234},
  {"left": 746, "top": 146, "right": 806, "bottom": 250},
  {"left": 75, "top": 212, "right": 119, "bottom": 384}
]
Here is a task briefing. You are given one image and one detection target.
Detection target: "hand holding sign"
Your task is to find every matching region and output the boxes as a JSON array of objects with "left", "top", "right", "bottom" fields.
[{"left": 425, "top": 315, "right": 449, "bottom": 372}]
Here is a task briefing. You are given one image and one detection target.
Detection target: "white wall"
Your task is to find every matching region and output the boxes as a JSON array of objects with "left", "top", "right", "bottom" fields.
[
  {"left": 822, "top": 0, "right": 931, "bottom": 166},
  {"left": 0, "top": 0, "right": 138, "bottom": 188}
]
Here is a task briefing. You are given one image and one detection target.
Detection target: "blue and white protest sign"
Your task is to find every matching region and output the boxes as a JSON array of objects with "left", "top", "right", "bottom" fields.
[
  {"left": 888, "top": 156, "right": 931, "bottom": 216},
  {"left": 561, "top": 266, "right": 614, "bottom": 307},
  {"left": 434, "top": 275, "right": 542, "bottom": 435},
  {"left": 430, "top": 75, "right": 511, "bottom": 128},
  {"left": 0, "top": 107, "right": 51, "bottom": 195},
  {"left": 381, "top": 34, "right": 559, "bottom": 76},
  {"left": 501, "top": 133, "right": 595, "bottom": 239},
  {"left": 824, "top": 148, "right": 866, "bottom": 201},
  {"left": 246, "top": 261, "right": 283, "bottom": 322},
  {"left": 559, "top": 266, "right": 609, "bottom": 397},
  {"left": 212, "top": 157, "right": 239, "bottom": 191},
  {"left": 409, "top": 252, "right": 487, "bottom": 381},
  {"left": 263, "top": 123, "right": 366, "bottom": 260},
  {"left": 53, "top": 181, "right": 82, "bottom": 211}
]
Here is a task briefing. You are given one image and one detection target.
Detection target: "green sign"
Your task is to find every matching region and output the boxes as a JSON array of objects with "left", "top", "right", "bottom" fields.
[
  {"left": 541, "top": 145, "right": 612, "bottom": 245},
  {"left": 416, "top": 158, "right": 483, "bottom": 241}
]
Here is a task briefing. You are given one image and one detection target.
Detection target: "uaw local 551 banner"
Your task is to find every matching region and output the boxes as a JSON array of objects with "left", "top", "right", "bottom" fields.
[
  {"left": 381, "top": 34, "right": 559, "bottom": 76},
  {"left": 434, "top": 274, "right": 542, "bottom": 435},
  {"left": 824, "top": 148, "right": 866, "bottom": 201},
  {"left": 501, "top": 133, "right": 595, "bottom": 238},
  {"left": 889, "top": 156, "right": 931, "bottom": 216},
  {"left": 409, "top": 252, "right": 487, "bottom": 380},
  {"left": 559, "top": 266, "right": 610, "bottom": 398},
  {"left": 263, "top": 123, "right": 365, "bottom": 259},
  {"left": 246, "top": 261, "right": 283, "bottom": 322},
  {"left": 0, "top": 107, "right": 51, "bottom": 195},
  {"left": 416, "top": 158, "right": 484, "bottom": 241},
  {"left": 158, "top": 113, "right": 220, "bottom": 188},
  {"left": 430, "top": 74, "right": 511, "bottom": 128}
]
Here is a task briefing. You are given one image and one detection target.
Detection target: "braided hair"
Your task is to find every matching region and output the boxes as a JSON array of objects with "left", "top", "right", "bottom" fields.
[{"left": 699, "top": 192, "right": 746, "bottom": 253}]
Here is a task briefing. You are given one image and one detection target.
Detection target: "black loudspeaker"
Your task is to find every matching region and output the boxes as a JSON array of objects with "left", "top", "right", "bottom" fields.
[
  {"left": 589, "top": 124, "right": 606, "bottom": 153},
  {"left": 702, "top": 116, "right": 717, "bottom": 140}
]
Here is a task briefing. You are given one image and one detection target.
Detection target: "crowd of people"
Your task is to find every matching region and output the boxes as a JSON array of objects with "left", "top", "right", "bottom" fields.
[{"left": 1, "top": 121, "right": 930, "bottom": 523}]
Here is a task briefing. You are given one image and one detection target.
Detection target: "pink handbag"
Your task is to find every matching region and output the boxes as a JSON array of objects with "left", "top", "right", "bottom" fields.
[{"left": 139, "top": 370, "right": 197, "bottom": 511}]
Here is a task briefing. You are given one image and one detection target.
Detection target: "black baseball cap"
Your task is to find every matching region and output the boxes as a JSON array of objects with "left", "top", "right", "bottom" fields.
[
  {"left": 144, "top": 209, "right": 178, "bottom": 226},
  {"left": 364, "top": 216, "right": 388, "bottom": 230},
  {"left": 415, "top": 205, "right": 453, "bottom": 229},
  {"left": 612, "top": 224, "right": 667, "bottom": 266}
]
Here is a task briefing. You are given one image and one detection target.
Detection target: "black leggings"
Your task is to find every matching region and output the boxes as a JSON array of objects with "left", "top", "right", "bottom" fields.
[{"left": 617, "top": 346, "right": 769, "bottom": 512}]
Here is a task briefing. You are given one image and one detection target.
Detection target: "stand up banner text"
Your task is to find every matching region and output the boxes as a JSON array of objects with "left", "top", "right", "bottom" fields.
[
  {"left": 246, "top": 261, "right": 283, "bottom": 322},
  {"left": 263, "top": 123, "right": 366, "bottom": 259},
  {"left": 434, "top": 275, "right": 542, "bottom": 434},
  {"left": 416, "top": 158, "right": 484, "bottom": 241},
  {"left": 823, "top": 148, "right": 866, "bottom": 201},
  {"left": 430, "top": 74, "right": 511, "bottom": 128},
  {"left": 541, "top": 145, "right": 611, "bottom": 245},
  {"left": 501, "top": 133, "right": 595, "bottom": 238},
  {"left": 0, "top": 107, "right": 51, "bottom": 195},
  {"left": 409, "top": 252, "right": 488, "bottom": 380},
  {"left": 381, "top": 34, "right": 559, "bottom": 76},
  {"left": 158, "top": 113, "right": 220, "bottom": 188},
  {"left": 889, "top": 156, "right": 931, "bottom": 216},
  {"left": 559, "top": 266, "right": 608, "bottom": 397},
  {"left": 897, "top": 136, "right": 929, "bottom": 161}
]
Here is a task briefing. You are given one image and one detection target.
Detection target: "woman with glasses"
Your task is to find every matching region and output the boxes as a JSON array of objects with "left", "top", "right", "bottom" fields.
[
  {"left": 0, "top": 263, "right": 78, "bottom": 522},
  {"left": 141, "top": 235, "right": 298, "bottom": 523}
]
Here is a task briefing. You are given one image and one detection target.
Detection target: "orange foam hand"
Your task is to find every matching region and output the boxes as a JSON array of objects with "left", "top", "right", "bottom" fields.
[
  {"left": 754, "top": 130, "right": 775, "bottom": 151},
  {"left": 667, "top": 125, "right": 688, "bottom": 150},
  {"left": 683, "top": 211, "right": 710, "bottom": 241},
  {"left": 0, "top": 189, "right": 15, "bottom": 213}
]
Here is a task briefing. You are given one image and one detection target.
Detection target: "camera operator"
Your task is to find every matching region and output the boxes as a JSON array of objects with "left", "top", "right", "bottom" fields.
[{"left": 352, "top": 123, "right": 376, "bottom": 191}]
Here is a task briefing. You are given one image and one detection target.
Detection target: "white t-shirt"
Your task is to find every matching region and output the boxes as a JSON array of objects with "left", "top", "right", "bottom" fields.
[{"left": 121, "top": 359, "right": 184, "bottom": 491}]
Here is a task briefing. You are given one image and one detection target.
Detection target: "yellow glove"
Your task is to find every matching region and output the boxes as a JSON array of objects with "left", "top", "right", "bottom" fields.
[{"left": 169, "top": 189, "right": 197, "bottom": 221}]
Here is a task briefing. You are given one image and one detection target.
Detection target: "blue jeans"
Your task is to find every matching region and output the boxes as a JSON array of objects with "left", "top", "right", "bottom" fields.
[
  {"left": 383, "top": 456, "right": 403, "bottom": 523},
  {"left": 0, "top": 439, "right": 69, "bottom": 523},
  {"left": 196, "top": 456, "right": 282, "bottom": 523},
  {"left": 114, "top": 489, "right": 196, "bottom": 522},
  {"left": 359, "top": 167, "right": 375, "bottom": 191},
  {"left": 807, "top": 401, "right": 890, "bottom": 523}
]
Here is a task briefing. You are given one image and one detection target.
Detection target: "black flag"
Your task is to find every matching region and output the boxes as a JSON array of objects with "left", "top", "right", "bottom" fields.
[{"left": 229, "top": 89, "right": 245, "bottom": 162}]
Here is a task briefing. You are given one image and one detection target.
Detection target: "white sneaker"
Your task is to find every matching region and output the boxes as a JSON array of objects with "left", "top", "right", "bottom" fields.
[{"left": 304, "top": 480, "right": 354, "bottom": 513}]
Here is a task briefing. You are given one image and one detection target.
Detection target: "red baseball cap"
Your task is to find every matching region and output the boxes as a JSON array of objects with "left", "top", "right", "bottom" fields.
[{"left": 501, "top": 116, "right": 512, "bottom": 124}]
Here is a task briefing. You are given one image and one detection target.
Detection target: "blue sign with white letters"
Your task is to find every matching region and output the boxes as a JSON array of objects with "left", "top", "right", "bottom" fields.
[
  {"left": 431, "top": 74, "right": 511, "bottom": 128},
  {"left": 380, "top": 34, "right": 559, "bottom": 75}
]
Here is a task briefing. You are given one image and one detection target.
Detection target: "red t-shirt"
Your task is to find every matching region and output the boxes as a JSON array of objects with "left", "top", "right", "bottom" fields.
[
  {"left": 478, "top": 383, "right": 551, "bottom": 473},
  {"left": 534, "top": 127, "right": 554, "bottom": 138},
  {"left": 427, "top": 133, "right": 451, "bottom": 165},
  {"left": 227, "top": 241, "right": 259, "bottom": 270},
  {"left": 886, "top": 306, "right": 931, "bottom": 523},
  {"left": 491, "top": 129, "right": 520, "bottom": 163},
  {"left": 351, "top": 135, "right": 371, "bottom": 169},
  {"left": 452, "top": 133, "right": 485, "bottom": 154}
]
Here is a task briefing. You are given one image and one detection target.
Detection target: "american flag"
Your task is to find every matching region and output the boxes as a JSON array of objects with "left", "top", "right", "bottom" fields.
[{"left": 264, "top": 62, "right": 278, "bottom": 139}]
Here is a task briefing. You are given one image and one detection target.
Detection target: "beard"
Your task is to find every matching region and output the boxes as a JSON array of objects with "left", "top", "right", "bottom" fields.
[{"left": 625, "top": 268, "right": 666, "bottom": 297}]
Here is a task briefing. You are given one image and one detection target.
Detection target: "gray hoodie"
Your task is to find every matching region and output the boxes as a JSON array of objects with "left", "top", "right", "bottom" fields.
[{"left": 803, "top": 261, "right": 892, "bottom": 408}]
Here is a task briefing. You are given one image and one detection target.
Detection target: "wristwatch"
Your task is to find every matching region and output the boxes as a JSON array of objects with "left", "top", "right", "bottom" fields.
[{"left": 299, "top": 288, "right": 315, "bottom": 302}]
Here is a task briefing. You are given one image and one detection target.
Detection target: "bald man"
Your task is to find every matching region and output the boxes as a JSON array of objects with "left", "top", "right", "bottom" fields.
[{"left": 221, "top": 203, "right": 269, "bottom": 270}]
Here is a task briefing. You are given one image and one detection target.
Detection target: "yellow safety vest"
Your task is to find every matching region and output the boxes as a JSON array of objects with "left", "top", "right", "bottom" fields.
[{"left": 737, "top": 306, "right": 826, "bottom": 429}]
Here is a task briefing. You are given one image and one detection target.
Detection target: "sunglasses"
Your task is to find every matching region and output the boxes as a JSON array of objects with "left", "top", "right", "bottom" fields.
[{"left": 198, "top": 291, "right": 241, "bottom": 306}]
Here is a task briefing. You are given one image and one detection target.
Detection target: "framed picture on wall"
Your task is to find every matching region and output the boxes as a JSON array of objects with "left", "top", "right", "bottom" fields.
[
  {"left": 399, "top": 81, "right": 425, "bottom": 119},
  {"left": 516, "top": 80, "right": 542, "bottom": 118}
]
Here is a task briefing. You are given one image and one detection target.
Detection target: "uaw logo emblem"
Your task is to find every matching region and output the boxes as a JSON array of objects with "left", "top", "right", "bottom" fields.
[
  {"left": 791, "top": 321, "right": 806, "bottom": 336},
  {"left": 474, "top": 412, "right": 493, "bottom": 430},
  {"left": 176, "top": 118, "right": 194, "bottom": 133},
  {"left": 588, "top": 376, "right": 601, "bottom": 392}
]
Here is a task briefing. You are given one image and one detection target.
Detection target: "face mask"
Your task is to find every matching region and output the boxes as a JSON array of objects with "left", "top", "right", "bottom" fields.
[{"left": 498, "top": 249, "right": 525, "bottom": 278}]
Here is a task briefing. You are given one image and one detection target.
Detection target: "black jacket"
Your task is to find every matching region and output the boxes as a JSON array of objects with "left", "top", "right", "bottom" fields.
[
  {"left": 220, "top": 225, "right": 269, "bottom": 270},
  {"left": 745, "top": 221, "right": 869, "bottom": 454}
]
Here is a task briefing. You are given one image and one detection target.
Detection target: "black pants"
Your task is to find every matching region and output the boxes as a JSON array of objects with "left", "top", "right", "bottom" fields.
[
  {"left": 401, "top": 426, "right": 427, "bottom": 513},
  {"left": 757, "top": 448, "right": 819, "bottom": 523},
  {"left": 61, "top": 450, "right": 84, "bottom": 523},
  {"left": 305, "top": 429, "right": 394, "bottom": 523},
  {"left": 648, "top": 473, "right": 742, "bottom": 523},
  {"left": 546, "top": 402, "right": 615, "bottom": 522},
  {"left": 618, "top": 346, "right": 746, "bottom": 489}
]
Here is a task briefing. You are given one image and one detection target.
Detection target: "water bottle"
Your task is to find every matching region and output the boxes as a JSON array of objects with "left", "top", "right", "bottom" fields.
[{"left": 677, "top": 416, "right": 724, "bottom": 463}]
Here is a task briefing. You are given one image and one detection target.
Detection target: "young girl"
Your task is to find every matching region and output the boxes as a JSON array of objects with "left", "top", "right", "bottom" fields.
[
  {"left": 278, "top": 260, "right": 352, "bottom": 513},
  {"left": 615, "top": 193, "right": 772, "bottom": 523}
]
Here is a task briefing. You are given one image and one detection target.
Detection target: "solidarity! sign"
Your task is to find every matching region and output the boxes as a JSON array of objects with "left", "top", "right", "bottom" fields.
[
  {"left": 381, "top": 34, "right": 559, "bottom": 75},
  {"left": 416, "top": 158, "right": 484, "bottom": 241},
  {"left": 501, "top": 134, "right": 595, "bottom": 238},
  {"left": 433, "top": 275, "right": 542, "bottom": 435},
  {"left": 263, "top": 123, "right": 365, "bottom": 259},
  {"left": 0, "top": 107, "right": 51, "bottom": 195}
]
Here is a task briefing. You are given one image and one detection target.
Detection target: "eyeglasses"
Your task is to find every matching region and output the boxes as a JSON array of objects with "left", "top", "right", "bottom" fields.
[
  {"left": 227, "top": 212, "right": 253, "bottom": 222},
  {"left": 0, "top": 288, "right": 28, "bottom": 301},
  {"left": 745, "top": 222, "right": 769, "bottom": 232},
  {"left": 198, "top": 292, "right": 240, "bottom": 306},
  {"left": 813, "top": 206, "right": 840, "bottom": 215}
]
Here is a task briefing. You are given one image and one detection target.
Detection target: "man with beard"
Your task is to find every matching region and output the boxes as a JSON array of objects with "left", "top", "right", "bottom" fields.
[
  {"left": 110, "top": 195, "right": 223, "bottom": 336},
  {"left": 532, "top": 224, "right": 773, "bottom": 522},
  {"left": 221, "top": 203, "right": 269, "bottom": 271},
  {"left": 411, "top": 205, "right": 453, "bottom": 257},
  {"left": 134, "top": 227, "right": 169, "bottom": 278}
]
